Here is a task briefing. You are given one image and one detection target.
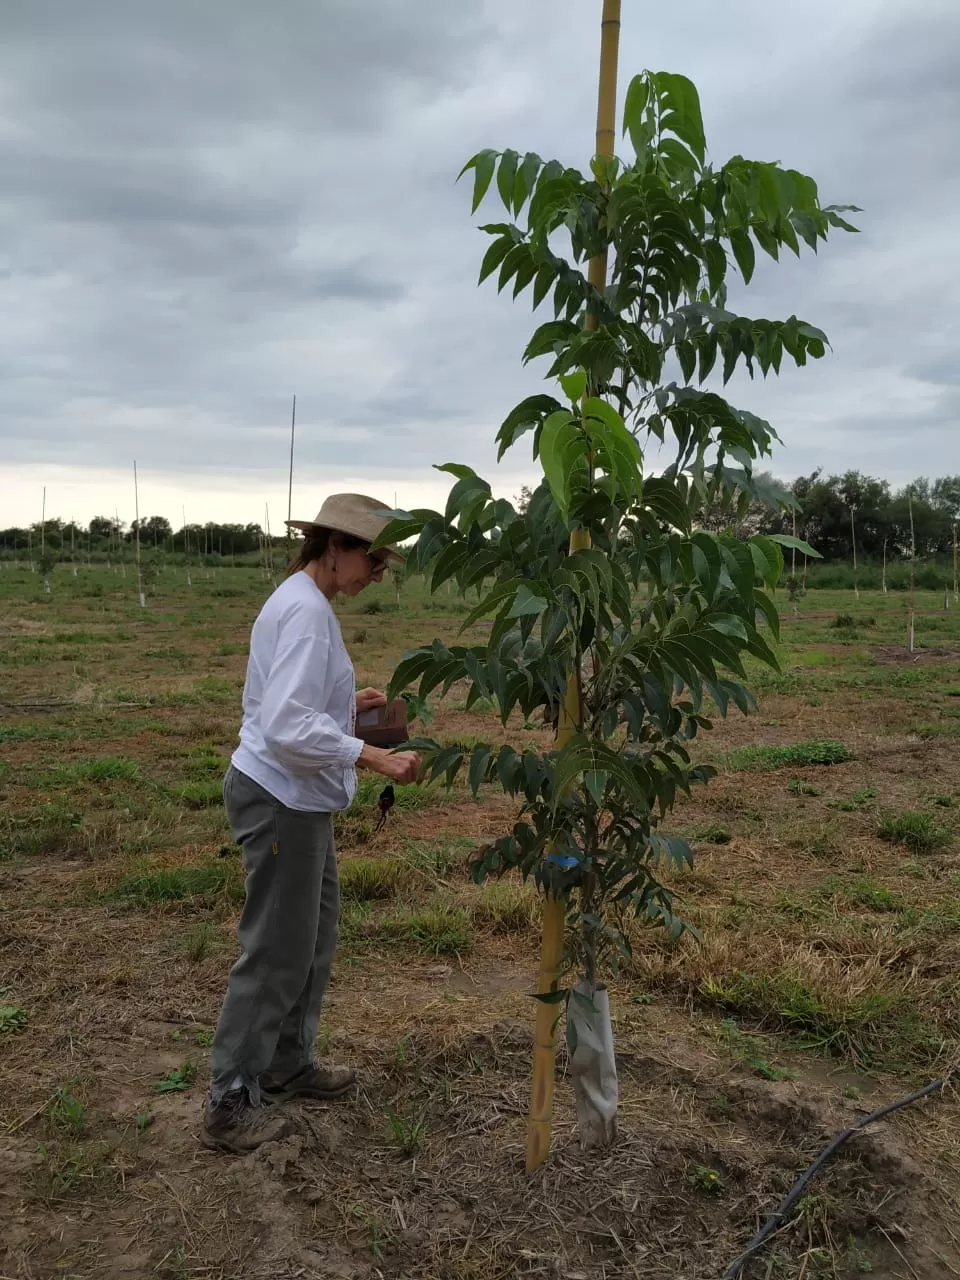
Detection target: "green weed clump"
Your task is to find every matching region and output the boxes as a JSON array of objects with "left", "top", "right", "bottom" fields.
[
  {"left": 814, "top": 875, "right": 901, "bottom": 912},
  {"left": 470, "top": 882, "right": 537, "bottom": 933},
  {"left": 45, "top": 1086, "right": 86, "bottom": 1135},
  {"left": 876, "top": 810, "right": 950, "bottom": 854},
  {"left": 50, "top": 756, "right": 142, "bottom": 783},
  {"left": 339, "top": 857, "right": 407, "bottom": 902},
  {"left": 102, "top": 861, "right": 242, "bottom": 907},
  {"left": 177, "top": 780, "right": 224, "bottom": 808},
  {"left": 726, "top": 740, "right": 852, "bottom": 772},
  {"left": 698, "top": 969, "right": 931, "bottom": 1066},
  {"left": 0, "top": 802, "right": 84, "bottom": 860},
  {"left": 382, "top": 903, "right": 472, "bottom": 955},
  {"left": 0, "top": 1005, "right": 29, "bottom": 1033}
]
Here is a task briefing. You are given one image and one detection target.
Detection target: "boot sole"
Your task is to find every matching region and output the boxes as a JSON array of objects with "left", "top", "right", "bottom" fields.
[
  {"left": 260, "top": 1080, "right": 356, "bottom": 1104},
  {"left": 200, "top": 1126, "right": 291, "bottom": 1153}
]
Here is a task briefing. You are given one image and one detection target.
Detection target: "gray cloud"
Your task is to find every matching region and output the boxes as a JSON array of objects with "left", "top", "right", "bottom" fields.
[{"left": 2, "top": 0, "right": 959, "bottom": 525}]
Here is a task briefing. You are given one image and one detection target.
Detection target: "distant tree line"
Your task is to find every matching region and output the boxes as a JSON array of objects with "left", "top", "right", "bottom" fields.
[
  {"left": 8, "top": 472, "right": 960, "bottom": 565},
  {"left": 0, "top": 517, "right": 281, "bottom": 557},
  {"left": 515, "top": 472, "right": 960, "bottom": 563},
  {"left": 710, "top": 471, "right": 960, "bottom": 561}
]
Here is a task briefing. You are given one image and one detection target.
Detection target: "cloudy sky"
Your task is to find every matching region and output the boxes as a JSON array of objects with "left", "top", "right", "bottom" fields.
[{"left": 3, "top": 0, "right": 958, "bottom": 529}]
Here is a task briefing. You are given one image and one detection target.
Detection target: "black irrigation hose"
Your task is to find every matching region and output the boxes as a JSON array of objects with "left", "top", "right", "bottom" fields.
[{"left": 721, "top": 1074, "right": 950, "bottom": 1279}]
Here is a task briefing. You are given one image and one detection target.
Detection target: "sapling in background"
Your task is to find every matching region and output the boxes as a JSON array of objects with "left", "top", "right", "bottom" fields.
[{"left": 378, "top": 58, "right": 853, "bottom": 1165}]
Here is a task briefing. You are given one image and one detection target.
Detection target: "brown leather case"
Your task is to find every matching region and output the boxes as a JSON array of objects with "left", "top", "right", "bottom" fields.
[{"left": 355, "top": 698, "right": 410, "bottom": 747}]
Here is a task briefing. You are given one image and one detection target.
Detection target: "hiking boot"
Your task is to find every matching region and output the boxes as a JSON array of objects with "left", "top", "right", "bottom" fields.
[
  {"left": 200, "top": 1089, "right": 293, "bottom": 1153},
  {"left": 260, "top": 1061, "right": 357, "bottom": 1104}
]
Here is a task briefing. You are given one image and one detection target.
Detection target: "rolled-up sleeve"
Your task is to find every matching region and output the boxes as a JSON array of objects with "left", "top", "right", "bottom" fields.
[{"left": 259, "top": 627, "right": 364, "bottom": 775}]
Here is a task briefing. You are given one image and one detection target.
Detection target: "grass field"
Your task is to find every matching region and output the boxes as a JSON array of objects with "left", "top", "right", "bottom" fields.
[{"left": 3, "top": 560, "right": 960, "bottom": 1279}]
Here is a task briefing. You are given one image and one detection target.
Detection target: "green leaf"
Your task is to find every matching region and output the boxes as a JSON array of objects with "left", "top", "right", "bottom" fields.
[
  {"left": 708, "top": 615, "right": 748, "bottom": 640},
  {"left": 703, "top": 239, "right": 726, "bottom": 296},
  {"left": 435, "top": 462, "right": 478, "bottom": 481},
  {"left": 478, "top": 235, "right": 513, "bottom": 285},
  {"left": 559, "top": 369, "right": 587, "bottom": 402},
  {"left": 659, "top": 137, "right": 700, "bottom": 175},
  {"left": 532, "top": 988, "right": 568, "bottom": 1005},
  {"left": 749, "top": 534, "right": 783, "bottom": 587},
  {"left": 768, "top": 533, "right": 822, "bottom": 560},
  {"left": 729, "top": 230, "right": 755, "bottom": 284},
  {"left": 508, "top": 584, "right": 549, "bottom": 618},
  {"left": 754, "top": 589, "right": 781, "bottom": 642},
  {"left": 622, "top": 74, "right": 651, "bottom": 156},
  {"left": 459, "top": 149, "right": 498, "bottom": 214},
  {"left": 468, "top": 744, "right": 492, "bottom": 796},
  {"left": 538, "top": 410, "right": 582, "bottom": 517},
  {"left": 514, "top": 151, "right": 542, "bottom": 214},
  {"left": 753, "top": 222, "right": 780, "bottom": 261},
  {"left": 584, "top": 769, "right": 608, "bottom": 807},
  {"left": 496, "top": 393, "right": 564, "bottom": 459},
  {"left": 496, "top": 149, "right": 519, "bottom": 212},
  {"left": 656, "top": 72, "right": 705, "bottom": 162},
  {"left": 459, "top": 582, "right": 519, "bottom": 631}
]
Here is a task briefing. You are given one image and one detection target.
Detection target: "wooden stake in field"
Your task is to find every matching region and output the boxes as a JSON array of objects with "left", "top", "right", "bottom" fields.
[
  {"left": 265, "top": 504, "right": 277, "bottom": 584},
  {"left": 882, "top": 537, "right": 888, "bottom": 594},
  {"left": 791, "top": 509, "right": 797, "bottom": 580},
  {"left": 849, "top": 504, "right": 859, "bottom": 599},
  {"left": 133, "top": 461, "right": 145, "bottom": 608},
  {"left": 527, "top": 0, "right": 621, "bottom": 1176},
  {"left": 287, "top": 394, "right": 297, "bottom": 558},
  {"left": 116, "top": 507, "right": 125, "bottom": 578},
  {"left": 41, "top": 486, "right": 50, "bottom": 593},
  {"left": 953, "top": 523, "right": 958, "bottom": 603},
  {"left": 183, "top": 505, "right": 192, "bottom": 587},
  {"left": 908, "top": 494, "right": 916, "bottom": 653}
]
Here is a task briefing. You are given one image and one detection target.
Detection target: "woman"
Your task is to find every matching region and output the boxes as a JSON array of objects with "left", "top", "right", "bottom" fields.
[{"left": 202, "top": 493, "right": 420, "bottom": 1154}]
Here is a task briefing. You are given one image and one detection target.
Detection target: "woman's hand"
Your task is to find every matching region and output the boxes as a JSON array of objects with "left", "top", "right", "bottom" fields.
[
  {"left": 379, "top": 750, "right": 421, "bottom": 785},
  {"left": 357, "top": 744, "right": 421, "bottom": 785},
  {"left": 356, "top": 687, "right": 387, "bottom": 714}
]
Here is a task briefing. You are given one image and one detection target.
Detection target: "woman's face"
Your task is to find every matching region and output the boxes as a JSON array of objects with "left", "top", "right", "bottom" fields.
[{"left": 334, "top": 544, "right": 388, "bottom": 596}]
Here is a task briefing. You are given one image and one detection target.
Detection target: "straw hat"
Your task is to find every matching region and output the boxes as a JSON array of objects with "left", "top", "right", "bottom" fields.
[{"left": 285, "top": 493, "right": 404, "bottom": 561}]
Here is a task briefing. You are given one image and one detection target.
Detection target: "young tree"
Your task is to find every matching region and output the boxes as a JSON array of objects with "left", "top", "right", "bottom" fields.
[{"left": 377, "top": 68, "right": 852, "bottom": 1159}]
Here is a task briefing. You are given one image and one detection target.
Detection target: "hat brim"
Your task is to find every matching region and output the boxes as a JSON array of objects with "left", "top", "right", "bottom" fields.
[{"left": 284, "top": 519, "right": 404, "bottom": 562}]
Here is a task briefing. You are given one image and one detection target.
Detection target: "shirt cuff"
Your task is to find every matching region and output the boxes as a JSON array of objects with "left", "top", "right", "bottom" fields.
[{"left": 340, "top": 735, "right": 365, "bottom": 765}]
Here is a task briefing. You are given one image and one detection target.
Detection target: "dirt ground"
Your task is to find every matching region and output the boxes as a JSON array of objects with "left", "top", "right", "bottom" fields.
[{"left": 3, "top": 566, "right": 960, "bottom": 1279}]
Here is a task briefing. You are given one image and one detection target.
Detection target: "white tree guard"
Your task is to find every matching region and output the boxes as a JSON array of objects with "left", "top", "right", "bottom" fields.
[{"left": 568, "top": 981, "right": 619, "bottom": 1148}]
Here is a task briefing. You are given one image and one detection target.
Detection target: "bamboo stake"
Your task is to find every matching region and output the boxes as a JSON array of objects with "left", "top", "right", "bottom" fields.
[
  {"left": 41, "top": 486, "right": 50, "bottom": 593},
  {"left": 133, "top": 461, "right": 145, "bottom": 608},
  {"left": 908, "top": 494, "right": 916, "bottom": 653},
  {"left": 953, "top": 523, "right": 958, "bottom": 603},
  {"left": 183, "top": 505, "right": 192, "bottom": 587},
  {"left": 849, "top": 504, "right": 858, "bottom": 599},
  {"left": 526, "top": 0, "right": 621, "bottom": 1176},
  {"left": 287, "top": 394, "right": 297, "bottom": 557},
  {"left": 116, "top": 507, "right": 125, "bottom": 578},
  {"left": 882, "top": 537, "right": 888, "bottom": 594},
  {"left": 791, "top": 509, "right": 797, "bottom": 580}
]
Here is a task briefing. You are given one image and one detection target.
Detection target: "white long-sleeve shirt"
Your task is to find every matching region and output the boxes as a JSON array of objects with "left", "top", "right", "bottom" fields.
[{"left": 231, "top": 571, "right": 364, "bottom": 812}]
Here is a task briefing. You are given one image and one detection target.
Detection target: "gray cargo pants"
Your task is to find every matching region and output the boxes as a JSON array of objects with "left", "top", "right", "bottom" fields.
[{"left": 209, "top": 765, "right": 339, "bottom": 1104}]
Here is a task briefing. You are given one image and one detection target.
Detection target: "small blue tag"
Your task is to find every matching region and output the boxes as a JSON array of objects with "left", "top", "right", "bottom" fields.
[{"left": 546, "top": 853, "right": 580, "bottom": 869}]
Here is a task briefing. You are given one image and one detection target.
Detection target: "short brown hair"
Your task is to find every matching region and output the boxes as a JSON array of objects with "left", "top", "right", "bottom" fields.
[{"left": 287, "top": 527, "right": 369, "bottom": 577}]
